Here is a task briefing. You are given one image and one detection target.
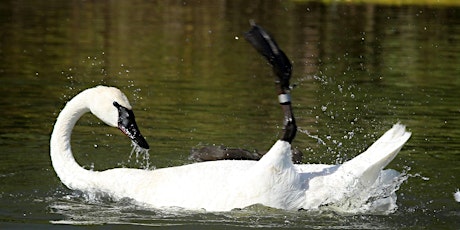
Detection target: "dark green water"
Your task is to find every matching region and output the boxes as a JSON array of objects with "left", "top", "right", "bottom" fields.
[{"left": 1, "top": 0, "right": 459, "bottom": 229}]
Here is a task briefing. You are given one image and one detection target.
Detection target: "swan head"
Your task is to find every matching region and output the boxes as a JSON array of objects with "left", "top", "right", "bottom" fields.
[{"left": 88, "top": 86, "right": 150, "bottom": 149}]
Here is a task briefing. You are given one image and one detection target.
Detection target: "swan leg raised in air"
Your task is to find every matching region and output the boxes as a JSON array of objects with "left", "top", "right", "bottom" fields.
[
  {"left": 191, "top": 21, "right": 298, "bottom": 162},
  {"left": 245, "top": 21, "right": 297, "bottom": 143}
]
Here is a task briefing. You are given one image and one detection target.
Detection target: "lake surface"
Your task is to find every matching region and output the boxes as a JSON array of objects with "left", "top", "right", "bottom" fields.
[{"left": 1, "top": 0, "right": 459, "bottom": 229}]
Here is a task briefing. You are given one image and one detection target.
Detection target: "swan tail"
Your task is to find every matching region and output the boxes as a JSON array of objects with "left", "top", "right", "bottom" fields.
[
  {"left": 303, "top": 124, "right": 411, "bottom": 210},
  {"left": 341, "top": 123, "right": 411, "bottom": 186}
]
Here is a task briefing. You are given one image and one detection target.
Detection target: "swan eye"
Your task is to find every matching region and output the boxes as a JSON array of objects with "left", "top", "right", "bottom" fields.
[
  {"left": 113, "top": 101, "right": 122, "bottom": 109},
  {"left": 114, "top": 101, "right": 132, "bottom": 117}
]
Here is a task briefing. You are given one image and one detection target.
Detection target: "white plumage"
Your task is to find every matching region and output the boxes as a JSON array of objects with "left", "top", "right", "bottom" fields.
[{"left": 50, "top": 86, "right": 411, "bottom": 212}]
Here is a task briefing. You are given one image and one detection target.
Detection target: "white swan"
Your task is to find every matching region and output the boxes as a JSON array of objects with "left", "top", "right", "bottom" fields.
[
  {"left": 50, "top": 85, "right": 411, "bottom": 212},
  {"left": 50, "top": 23, "right": 411, "bottom": 212}
]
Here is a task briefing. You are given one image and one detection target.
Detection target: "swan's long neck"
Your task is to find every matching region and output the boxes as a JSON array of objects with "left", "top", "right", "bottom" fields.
[{"left": 50, "top": 91, "right": 96, "bottom": 190}]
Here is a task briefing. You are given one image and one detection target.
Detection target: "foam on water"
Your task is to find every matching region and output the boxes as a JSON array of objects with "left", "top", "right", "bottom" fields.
[
  {"left": 454, "top": 189, "right": 460, "bottom": 202},
  {"left": 48, "top": 180, "right": 409, "bottom": 228}
]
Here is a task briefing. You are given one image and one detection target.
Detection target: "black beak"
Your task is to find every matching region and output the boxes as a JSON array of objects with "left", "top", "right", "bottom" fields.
[{"left": 113, "top": 102, "right": 150, "bottom": 150}]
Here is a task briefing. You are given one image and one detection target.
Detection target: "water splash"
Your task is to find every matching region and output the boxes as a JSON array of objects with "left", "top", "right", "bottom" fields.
[
  {"left": 48, "top": 189, "right": 407, "bottom": 228},
  {"left": 298, "top": 127, "right": 326, "bottom": 146},
  {"left": 454, "top": 189, "right": 460, "bottom": 202},
  {"left": 318, "top": 169, "right": 409, "bottom": 215},
  {"left": 128, "top": 142, "right": 151, "bottom": 169}
]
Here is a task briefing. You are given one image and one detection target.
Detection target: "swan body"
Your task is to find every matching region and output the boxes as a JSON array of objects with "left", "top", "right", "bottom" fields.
[{"left": 51, "top": 86, "right": 411, "bottom": 212}]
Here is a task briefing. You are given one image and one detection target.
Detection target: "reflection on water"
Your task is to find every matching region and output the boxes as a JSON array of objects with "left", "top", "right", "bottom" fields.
[{"left": 0, "top": 0, "right": 459, "bottom": 228}]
